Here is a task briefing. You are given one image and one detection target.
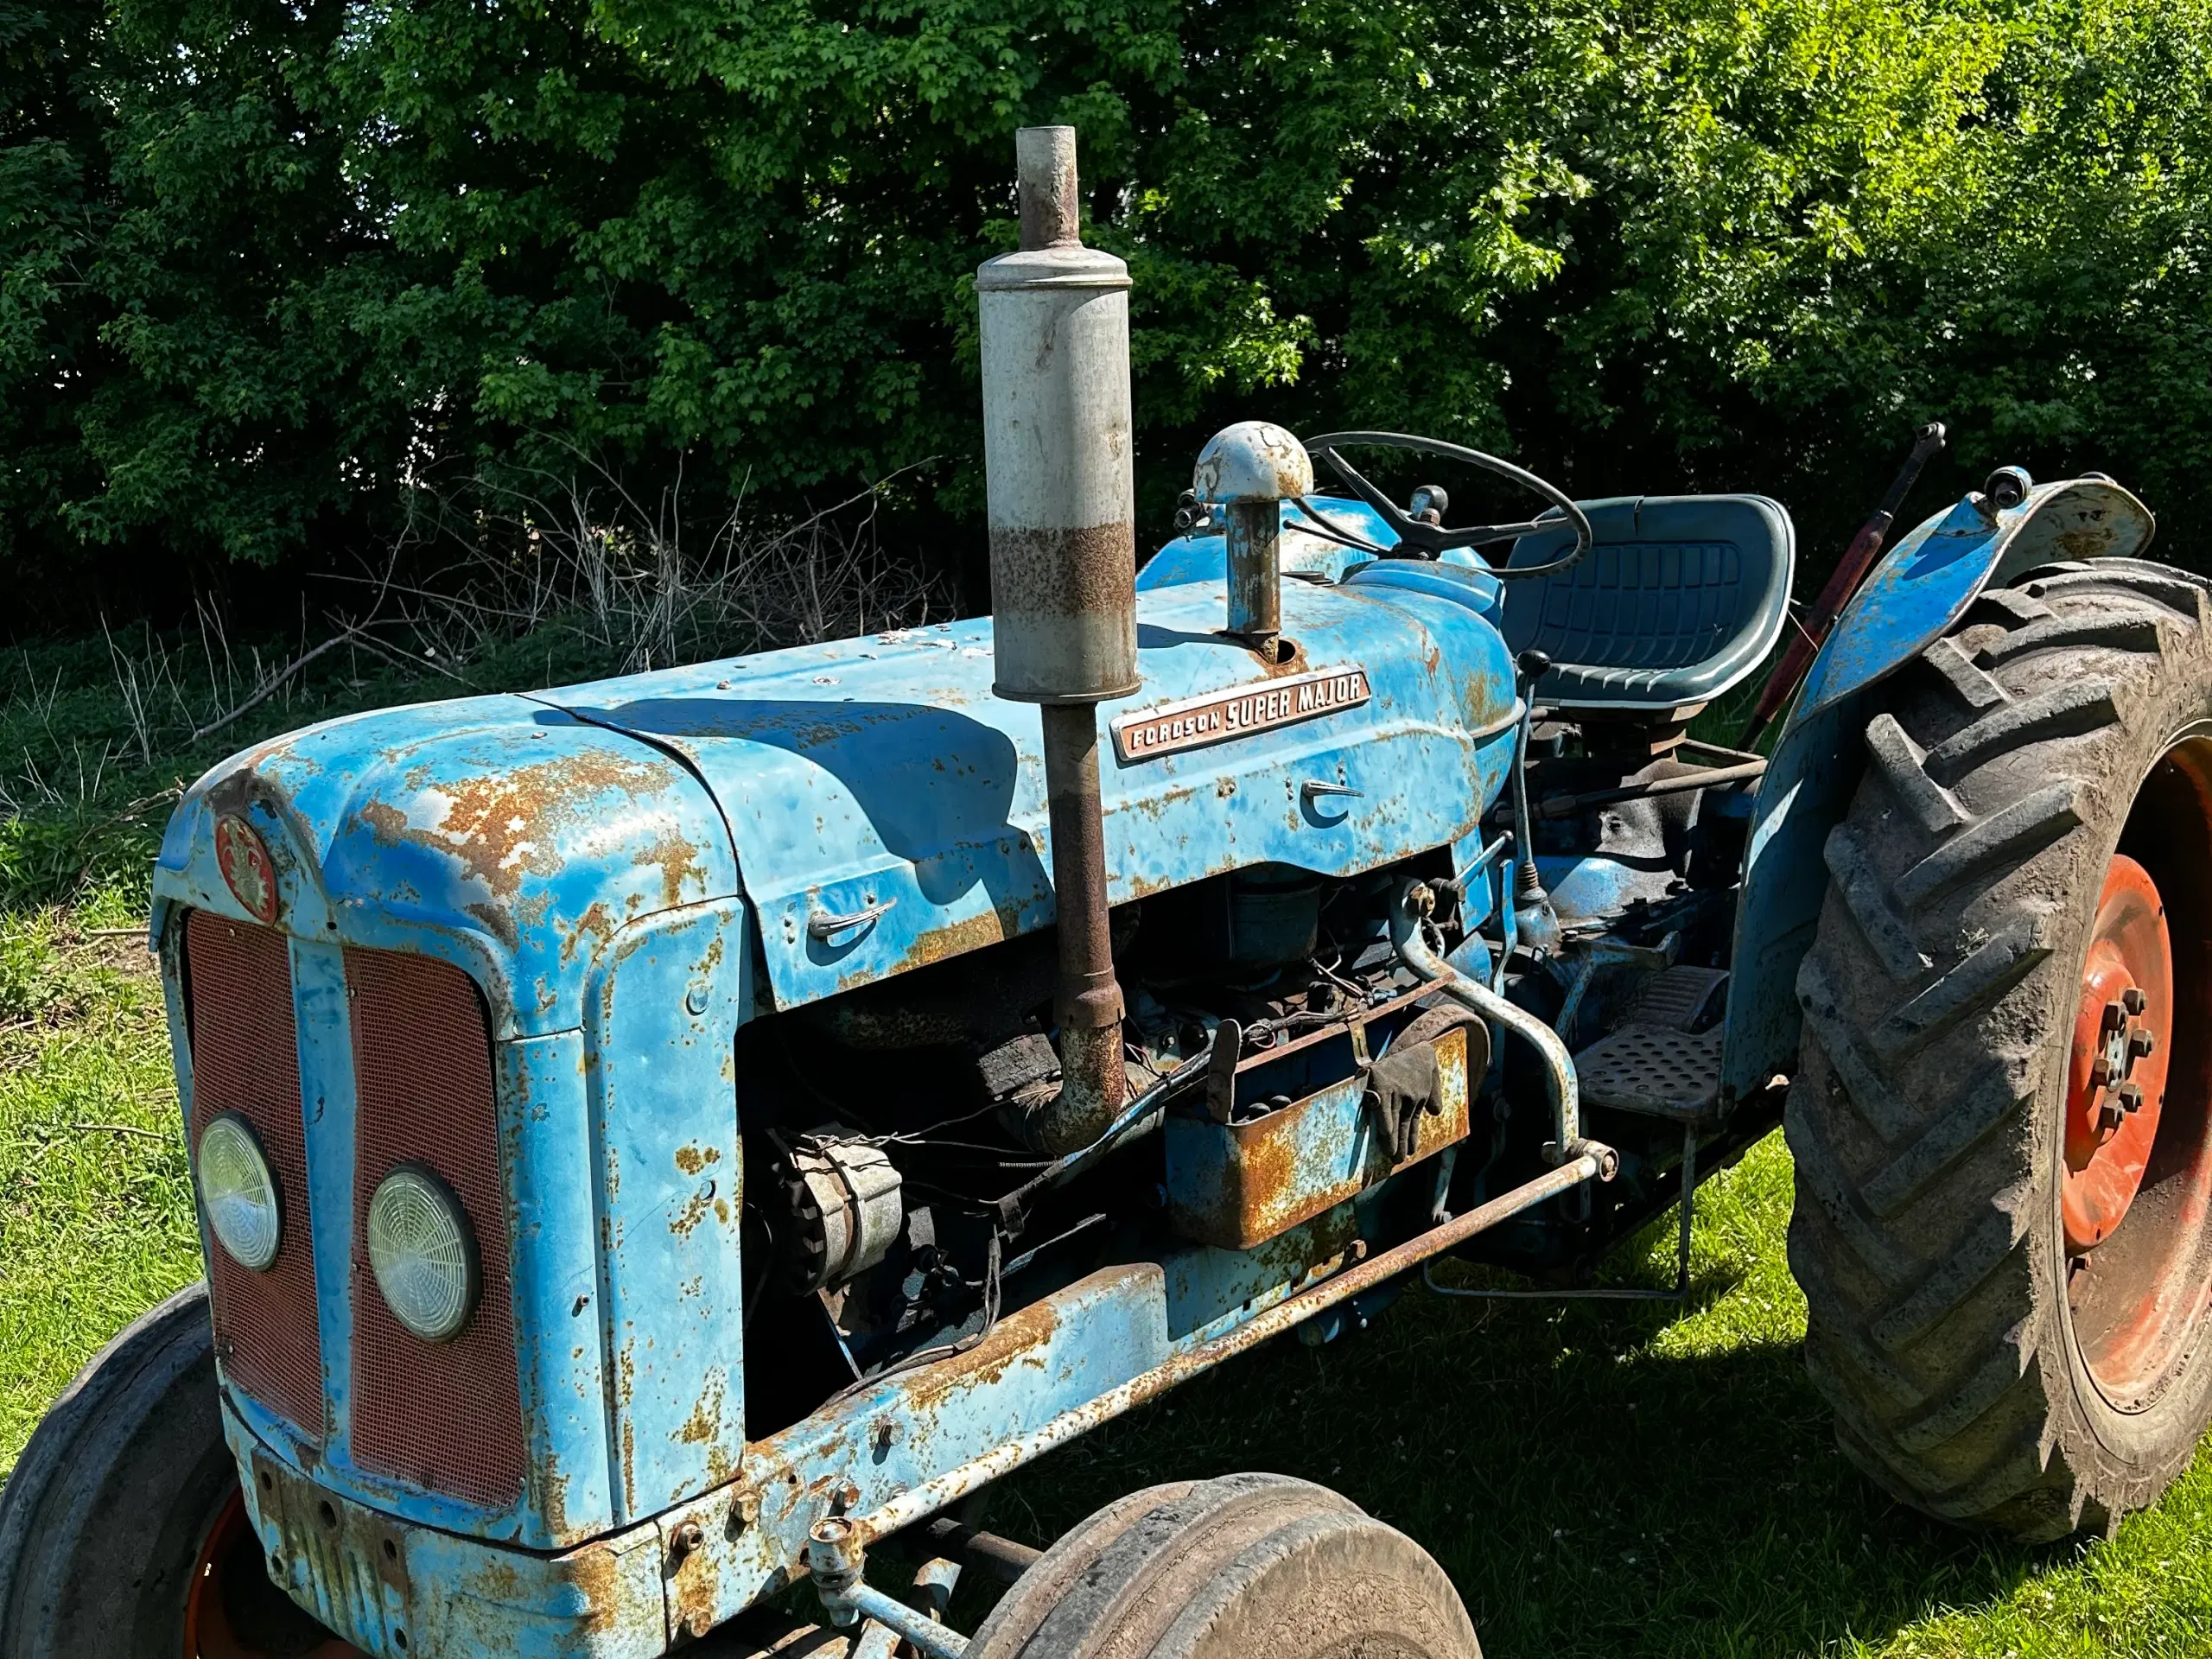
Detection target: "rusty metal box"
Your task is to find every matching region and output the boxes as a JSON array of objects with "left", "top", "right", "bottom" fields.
[{"left": 1164, "top": 1018, "right": 1472, "bottom": 1251}]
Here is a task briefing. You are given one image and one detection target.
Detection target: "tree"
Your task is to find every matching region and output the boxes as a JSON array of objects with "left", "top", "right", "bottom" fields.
[{"left": 4, "top": 0, "right": 2210, "bottom": 600}]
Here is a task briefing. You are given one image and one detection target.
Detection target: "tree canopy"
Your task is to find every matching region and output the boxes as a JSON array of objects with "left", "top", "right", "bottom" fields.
[{"left": 4, "top": 0, "right": 2210, "bottom": 604}]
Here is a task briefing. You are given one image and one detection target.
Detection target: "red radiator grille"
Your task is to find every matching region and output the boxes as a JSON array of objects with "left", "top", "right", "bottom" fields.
[
  {"left": 346, "top": 946, "right": 524, "bottom": 1510},
  {"left": 184, "top": 911, "right": 325, "bottom": 1439}
]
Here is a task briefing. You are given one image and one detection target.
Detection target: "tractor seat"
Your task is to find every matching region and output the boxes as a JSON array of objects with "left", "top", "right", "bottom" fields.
[{"left": 1500, "top": 495, "right": 1795, "bottom": 715}]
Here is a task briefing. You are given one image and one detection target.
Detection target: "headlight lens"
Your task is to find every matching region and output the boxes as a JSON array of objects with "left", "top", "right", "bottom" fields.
[
  {"left": 199, "top": 1113, "right": 282, "bottom": 1272},
  {"left": 366, "top": 1166, "right": 479, "bottom": 1343}
]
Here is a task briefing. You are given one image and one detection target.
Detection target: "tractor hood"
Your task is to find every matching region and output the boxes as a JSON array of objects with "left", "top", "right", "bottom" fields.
[
  {"left": 152, "top": 694, "right": 741, "bottom": 1037},
  {"left": 155, "top": 563, "right": 1517, "bottom": 1032},
  {"left": 546, "top": 566, "right": 1517, "bottom": 1013}
]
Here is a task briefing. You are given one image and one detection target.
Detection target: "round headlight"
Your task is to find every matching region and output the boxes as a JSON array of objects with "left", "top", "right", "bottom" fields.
[
  {"left": 198, "top": 1113, "right": 282, "bottom": 1272},
  {"left": 366, "top": 1166, "right": 479, "bottom": 1343}
]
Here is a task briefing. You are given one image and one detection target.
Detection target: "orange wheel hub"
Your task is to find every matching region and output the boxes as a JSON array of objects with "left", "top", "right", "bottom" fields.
[
  {"left": 183, "top": 1489, "right": 363, "bottom": 1659},
  {"left": 2063, "top": 855, "right": 2174, "bottom": 1254}
]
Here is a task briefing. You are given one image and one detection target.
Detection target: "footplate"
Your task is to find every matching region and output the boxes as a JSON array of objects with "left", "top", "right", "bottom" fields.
[{"left": 1573, "top": 1024, "right": 1725, "bottom": 1123}]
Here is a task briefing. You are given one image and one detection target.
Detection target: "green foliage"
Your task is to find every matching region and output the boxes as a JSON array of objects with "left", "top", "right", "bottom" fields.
[{"left": 3, "top": 0, "right": 2212, "bottom": 582}]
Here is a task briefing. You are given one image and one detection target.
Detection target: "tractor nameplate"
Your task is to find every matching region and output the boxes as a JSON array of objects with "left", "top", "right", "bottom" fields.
[{"left": 1111, "top": 665, "right": 1371, "bottom": 762}]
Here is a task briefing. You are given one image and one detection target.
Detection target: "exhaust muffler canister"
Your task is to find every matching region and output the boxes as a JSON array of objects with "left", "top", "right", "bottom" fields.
[
  {"left": 977, "top": 126, "right": 1138, "bottom": 1154},
  {"left": 976, "top": 125, "right": 1140, "bottom": 704}
]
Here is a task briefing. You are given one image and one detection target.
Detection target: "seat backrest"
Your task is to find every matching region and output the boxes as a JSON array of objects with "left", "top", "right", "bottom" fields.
[{"left": 1499, "top": 494, "right": 1794, "bottom": 713}]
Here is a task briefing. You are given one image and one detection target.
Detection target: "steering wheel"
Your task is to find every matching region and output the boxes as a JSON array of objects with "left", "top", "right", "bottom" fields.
[{"left": 1301, "top": 431, "right": 1592, "bottom": 580}]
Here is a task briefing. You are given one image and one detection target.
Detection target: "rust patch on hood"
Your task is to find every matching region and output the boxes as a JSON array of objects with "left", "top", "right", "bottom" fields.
[
  {"left": 562, "top": 900, "right": 618, "bottom": 966},
  {"left": 358, "top": 753, "right": 701, "bottom": 944},
  {"left": 899, "top": 904, "right": 1020, "bottom": 970},
  {"left": 633, "top": 829, "right": 710, "bottom": 912}
]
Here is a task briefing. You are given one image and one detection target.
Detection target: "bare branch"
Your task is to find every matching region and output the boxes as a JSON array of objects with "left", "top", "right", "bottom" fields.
[{"left": 187, "top": 632, "right": 358, "bottom": 743}]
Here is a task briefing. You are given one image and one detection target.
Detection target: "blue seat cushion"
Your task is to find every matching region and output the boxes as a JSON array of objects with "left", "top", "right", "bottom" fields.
[{"left": 1500, "top": 495, "right": 1795, "bottom": 712}]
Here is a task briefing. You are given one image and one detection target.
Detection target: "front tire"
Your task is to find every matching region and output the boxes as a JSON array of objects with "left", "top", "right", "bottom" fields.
[
  {"left": 1789, "top": 561, "right": 2212, "bottom": 1540},
  {"left": 0, "top": 1282, "right": 350, "bottom": 1656},
  {"left": 969, "top": 1472, "right": 1478, "bottom": 1658}
]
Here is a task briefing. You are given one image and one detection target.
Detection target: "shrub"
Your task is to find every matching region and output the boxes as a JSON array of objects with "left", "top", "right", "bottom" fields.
[{"left": 3, "top": 0, "right": 2210, "bottom": 592}]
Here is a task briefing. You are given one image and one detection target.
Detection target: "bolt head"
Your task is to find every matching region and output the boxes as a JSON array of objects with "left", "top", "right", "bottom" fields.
[
  {"left": 2124, "top": 987, "right": 2149, "bottom": 1015},
  {"left": 2130, "top": 1027, "right": 2157, "bottom": 1058},
  {"left": 2116, "top": 1082, "right": 2146, "bottom": 1112}
]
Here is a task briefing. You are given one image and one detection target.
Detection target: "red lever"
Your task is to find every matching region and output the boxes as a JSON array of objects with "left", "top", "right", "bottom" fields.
[{"left": 1738, "top": 423, "right": 1947, "bottom": 750}]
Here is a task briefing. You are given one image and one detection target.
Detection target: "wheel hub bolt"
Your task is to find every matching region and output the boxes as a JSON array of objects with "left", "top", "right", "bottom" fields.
[
  {"left": 2099, "top": 1082, "right": 2149, "bottom": 1134},
  {"left": 2093, "top": 991, "right": 2156, "bottom": 1091}
]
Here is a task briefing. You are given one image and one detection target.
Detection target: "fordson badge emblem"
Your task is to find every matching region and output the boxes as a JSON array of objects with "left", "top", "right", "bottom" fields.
[
  {"left": 1111, "top": 664, "right": 1372, "bottom": 763},
  {"left": 214, "top": 814, "right": 280, "bottom": 924}
]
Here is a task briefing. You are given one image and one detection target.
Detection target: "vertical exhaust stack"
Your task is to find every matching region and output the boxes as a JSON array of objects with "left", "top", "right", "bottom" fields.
[{"left": 978, "top": 126, "right": 1140, "bottom": 1155}]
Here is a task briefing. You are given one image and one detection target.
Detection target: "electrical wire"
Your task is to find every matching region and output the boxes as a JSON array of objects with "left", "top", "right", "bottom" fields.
[
  {"left": 990, "top": 1044, "right": 1217, "bottom": 1230},
  {"left": 825, "top": 1231, "right": 1004, "bottom": 1406}
]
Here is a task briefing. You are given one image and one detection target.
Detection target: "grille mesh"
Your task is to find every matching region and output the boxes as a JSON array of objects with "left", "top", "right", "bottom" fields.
[
  {"left": 346, "top": 947, "right": 524, "bottom": 1510},
  {"left": 184, "top": 911, "right": 325, "bottom": 1438}
]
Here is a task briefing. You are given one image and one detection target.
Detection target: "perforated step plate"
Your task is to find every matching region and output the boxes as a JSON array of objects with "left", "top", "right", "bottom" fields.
[{"left": 1573, "top": 1023, "right": 1724, "bottom": 1124}]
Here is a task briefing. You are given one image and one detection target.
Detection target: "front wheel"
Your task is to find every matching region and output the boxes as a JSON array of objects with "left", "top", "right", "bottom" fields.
[
  {"left": 969, "top": 1472, "right": 1478, "bottom": 1657},
  {"left": 0, "top": 1282, "right": 354, "bottom": 1656},
  {"left": 1789, "top": 562, "right": 2212, "bottom": 1540}
]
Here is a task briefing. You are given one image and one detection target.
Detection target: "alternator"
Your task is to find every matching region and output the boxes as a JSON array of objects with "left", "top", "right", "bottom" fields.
[{"left": 778, "top": 1131, "right": 904, "bottom": 1295}]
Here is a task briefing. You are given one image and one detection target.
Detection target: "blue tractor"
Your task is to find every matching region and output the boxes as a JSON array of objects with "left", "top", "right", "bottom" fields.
[{"left": 7, "top": 126, "right": 2210, "bottom": 1658}]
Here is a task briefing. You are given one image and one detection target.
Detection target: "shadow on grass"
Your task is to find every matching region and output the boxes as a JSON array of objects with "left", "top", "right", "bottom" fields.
[{"left": 955, "top": 1273, "right": 2067, "bottom": 1658}]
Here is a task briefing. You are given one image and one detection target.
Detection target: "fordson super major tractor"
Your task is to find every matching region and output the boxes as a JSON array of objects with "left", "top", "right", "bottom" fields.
[{"left": 8, "top": 127, "right": 2212, "bottom": 1659}]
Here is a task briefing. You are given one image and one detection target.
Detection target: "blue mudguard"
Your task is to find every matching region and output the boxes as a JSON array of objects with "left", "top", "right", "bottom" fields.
[{"left": 1720, "top": 474, "right": 2155, "bottom": 1101}]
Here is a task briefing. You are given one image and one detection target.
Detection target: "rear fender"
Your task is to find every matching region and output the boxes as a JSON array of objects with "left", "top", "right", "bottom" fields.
[{"left": 1720, "top": 474, "right": 2155, "bottom": 1100}]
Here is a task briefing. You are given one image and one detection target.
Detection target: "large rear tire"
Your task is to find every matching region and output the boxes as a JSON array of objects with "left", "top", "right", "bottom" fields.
[
  {"left": 1789, "top": 561, "right": 2212, "bottom": 1540},
  {"left": 0, "top": 1282, "right": 353, "bottom": 1656},
  {"left": 968, "top": 1472, "right": 1478, "bottom": 1658}
]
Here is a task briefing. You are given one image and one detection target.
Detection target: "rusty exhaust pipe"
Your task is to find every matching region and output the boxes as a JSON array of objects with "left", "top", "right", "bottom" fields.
[{"left": 978, "top": 127, "right": 1139, "bottom": 1155}]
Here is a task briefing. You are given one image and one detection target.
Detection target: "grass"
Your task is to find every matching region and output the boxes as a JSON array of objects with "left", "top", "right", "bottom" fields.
[
  {"left": 0, "top": 899, "right": 200, "bottom": 1461},
  {"left": 961, "top": 1143, "right": 2212, "bottom": 1656},
  {"left": 7, "top": 635, "right": 2212, "bottom": 1656}
]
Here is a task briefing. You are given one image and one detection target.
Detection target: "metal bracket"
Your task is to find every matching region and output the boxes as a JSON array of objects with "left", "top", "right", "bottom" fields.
[
  {"left": 805, "top": 1517, "right": 971, "bottom": 1659},
  {"left": 1205, "top": 1018, "right": 1243, "bottom": 1123},
  {"left": 1425, "top": 1126, "right": 1699, "bottom": 1304}
]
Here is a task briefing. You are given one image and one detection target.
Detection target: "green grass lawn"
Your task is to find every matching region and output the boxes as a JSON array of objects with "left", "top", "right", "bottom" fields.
[
  {"left": 4, "top": 915, "right": 2212, "bottom": 1656},
  {"left": 6, "top": 634, "right": 2212, "bottom": 1656}
]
